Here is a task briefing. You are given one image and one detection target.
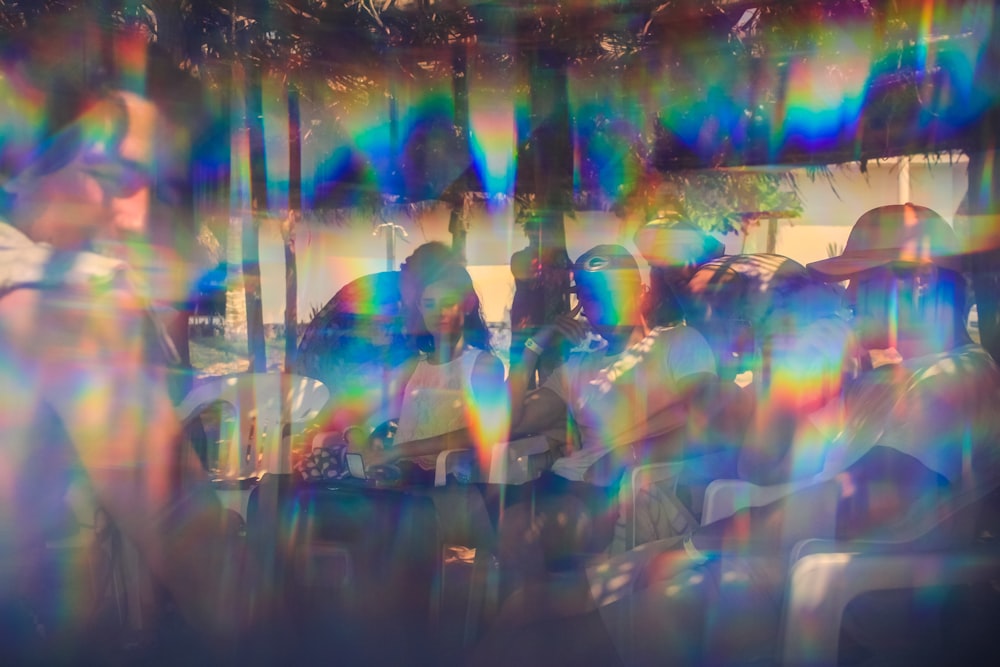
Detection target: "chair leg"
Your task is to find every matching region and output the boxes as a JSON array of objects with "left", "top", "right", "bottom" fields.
[{"left": 462, "top": 550, "right": 491, "bottom": 647}]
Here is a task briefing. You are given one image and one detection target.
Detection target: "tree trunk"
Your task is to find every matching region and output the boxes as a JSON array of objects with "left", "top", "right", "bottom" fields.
[
  {"left": 225, "top": 215, "right": 247, "bottom": 345},
  {"left": 243, "top": 59, "right": 269, "bottom": 372},
  {"left": 222, "top": 68, "right": 248, "bottom": 348},
  {"left": 449, "top": 196, "right": 470, "bottom": 264},
  {"left": 450, "top": 43, "right": 471, "bottom": 261},
  {"left": 284, "top": 83, "right": 301, "bottom": 373},
  {"left": 966, "top": 152, "right": 1000, "bottom": 365},
  {"left": 510, "top": 45, "right": 573, "bottom": 385}
]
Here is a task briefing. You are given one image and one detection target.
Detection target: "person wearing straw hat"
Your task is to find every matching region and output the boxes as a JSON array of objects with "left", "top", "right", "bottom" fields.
[{"left": 588, "top": 204, "right": 1000, "bottom": 665}]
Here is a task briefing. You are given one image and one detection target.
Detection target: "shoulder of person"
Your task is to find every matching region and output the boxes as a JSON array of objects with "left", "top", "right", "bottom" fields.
[
  {"left": 471, "top": 349, "right": 504, "bottom": 379},
  {"left": 510, "top": 249, "right": 535, "bottom": 278},
  {"left": 652, "top": 323, "right": 711, "bottom": 347}
]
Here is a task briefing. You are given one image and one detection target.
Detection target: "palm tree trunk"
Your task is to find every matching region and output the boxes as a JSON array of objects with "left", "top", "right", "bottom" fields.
[
  {"left": 243, "top": 59, "right": 269, "bottom": 372},
  {"left": 223, "top": 67, "right": 248, "bottom": 349},
  {"left": 511, "top": 45, "right": 573, "bottom": 386},
  {"left": 449, "top": 43, "right": 471, "bottom": 261}
]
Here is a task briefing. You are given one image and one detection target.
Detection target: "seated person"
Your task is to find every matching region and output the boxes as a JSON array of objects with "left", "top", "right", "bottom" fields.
[
  {"left": 363, "top": 260, "right": 505, "bottom": 485},
  {"left": 593, "top": 204, "right": 1000, "bottom": 665},
  {"left": 505, "top": 244, "right": 720, "bottom": 552},
  {"left": 633, "top": 215, "right": 725, "bottom": 329},
  {"left": 509, "top": 215, "right": 573, "bottom": 387},
  {"left": 682, "top": 254, "right": 853, "bottom": 486}
]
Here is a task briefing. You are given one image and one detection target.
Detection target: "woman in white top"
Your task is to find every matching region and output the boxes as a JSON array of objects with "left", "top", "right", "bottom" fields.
[{"left": 366, "top": 259, "right": 505, "bottom": 484}]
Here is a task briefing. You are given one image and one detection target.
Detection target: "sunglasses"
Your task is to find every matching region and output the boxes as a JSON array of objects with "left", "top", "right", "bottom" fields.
[{"left": 78, "top": 149, "right": 153, "bottom": 198}]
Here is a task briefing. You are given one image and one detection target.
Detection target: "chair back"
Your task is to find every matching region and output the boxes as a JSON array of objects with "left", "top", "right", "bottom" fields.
[
  {"left": 623, "top": 461, "right": 697, "bottom": 551},
  {"left": 177, "top": 373, "right": 329, "bottom": 477},
  {"left": 247, "top": 478, "right": 441, "bottom": 629}
]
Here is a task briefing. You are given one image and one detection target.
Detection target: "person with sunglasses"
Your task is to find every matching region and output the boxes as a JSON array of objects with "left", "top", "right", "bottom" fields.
[
  {"left": 0, "top": 38, "right": 256, "bottom": 663},
  {"left": 506, "top": 244, "right": 720, "bottom": 554}
]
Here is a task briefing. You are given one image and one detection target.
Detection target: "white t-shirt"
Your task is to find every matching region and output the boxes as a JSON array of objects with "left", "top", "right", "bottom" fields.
[
  {"left": 395, "top": 348, "right": 486, "bottom": 470},
  {"left": 542, "top": 325, "right": 717, "bottom": 484}
]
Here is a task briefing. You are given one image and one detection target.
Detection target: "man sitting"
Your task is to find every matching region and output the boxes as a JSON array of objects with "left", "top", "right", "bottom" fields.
[
  {"left": 593, "top": 204, "right": 1000, "bottom": 665},
  {"left": 506, "top": 244, "right": 719, "bottom": 552}
]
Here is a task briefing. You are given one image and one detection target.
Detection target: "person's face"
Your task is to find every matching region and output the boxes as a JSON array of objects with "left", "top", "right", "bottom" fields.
[
  {"left": 420, "top": 280, "right": 466, "bottom": 338},
  {"left": 847, "top": 265, "right": 920, "bottom": 350},
  {"left": 16, "top": 93, "right": 192, "bottom": 298},
  {"left": 575, "top": 272, "right": 641, "bottom": 337}
]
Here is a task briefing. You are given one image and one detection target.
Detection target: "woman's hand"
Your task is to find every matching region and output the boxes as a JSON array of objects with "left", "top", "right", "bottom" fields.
[
  {"left": 363, "top": 448, "right": 388, "bottom": 468},
  {"left": 362, "top": 447, "right": 399, "bottom": 469}
]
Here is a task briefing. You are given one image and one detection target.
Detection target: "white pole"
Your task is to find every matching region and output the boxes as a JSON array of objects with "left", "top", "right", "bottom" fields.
[{"left": 898, "top": 156, "right": 911, "bottom": 204}]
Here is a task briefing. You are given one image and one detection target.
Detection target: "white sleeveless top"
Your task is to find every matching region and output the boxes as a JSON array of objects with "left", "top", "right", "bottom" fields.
[{"left": 395, "top": 347, "right": 485, "bottom": 469}]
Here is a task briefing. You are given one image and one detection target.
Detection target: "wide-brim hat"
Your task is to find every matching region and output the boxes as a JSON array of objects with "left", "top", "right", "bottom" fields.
[
  {"left": 633, "top": 217, "right": 725, "bottom": 268},
  {"left": 808, "top": 203, "right": 965, "bottom": 280}
]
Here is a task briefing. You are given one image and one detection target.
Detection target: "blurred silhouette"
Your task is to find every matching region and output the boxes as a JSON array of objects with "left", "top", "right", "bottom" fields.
[{"left": 0, "top": 33, "right": 253, "bottom": 664}]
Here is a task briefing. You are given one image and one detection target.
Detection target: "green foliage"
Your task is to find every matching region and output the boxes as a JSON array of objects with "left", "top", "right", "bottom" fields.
[
  {"left": 659, "top": 170, "right": 803, "bottom": 236},
  {"left": 1, "top": 0, "right": 983, "bottom": 218}
]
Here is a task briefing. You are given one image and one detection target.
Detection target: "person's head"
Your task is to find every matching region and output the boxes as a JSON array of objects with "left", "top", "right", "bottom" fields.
[
  {"left": 4, "top": 33, "right": 204, "bottom": 304},
  {"left": 8, "top": 93, "right": 180, "bottom": 245},
  {"left": 755, "top": 285, "right": 853, "bottom": 413},
  {"left": 400, "top": 241, "right": 457, "bottom": 337},
  {"left": 634, "top": 217, "right": 725, "bottom": 327},
  {"left": 684, "top": 254, "right": 835, "bottom": 383},
  {"left": 634, "top": 217, "right": 725, "bottom": 276},
  {"left": 520, "top": 215, "right": 563, "bottom": 250},
  {"left": 808, "top": 204, "right": 969, "bottom": 355},
  {"left": 411, "top": 260, "right": 491, "bottom": 353},
  {"left": 572, "top": 244, "right": 644, "bottom": 342}
]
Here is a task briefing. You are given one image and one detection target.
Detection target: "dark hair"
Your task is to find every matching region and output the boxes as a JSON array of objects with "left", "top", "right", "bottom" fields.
[
  {"left": 684, "top": 254, "right": 843, "bottom": 379},
  {"left": 645, "top": 265, "right": 687, "bottom": 326},
  {"left": 399, "top": 242, "right": 457, "bottom": 347},
  {"left": 407, "top": 259, "right": 492, "bottom": 355}
]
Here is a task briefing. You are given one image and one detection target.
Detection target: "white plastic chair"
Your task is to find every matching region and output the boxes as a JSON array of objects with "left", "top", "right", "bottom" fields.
[
  {"left": 778, "top": 483, "right": 1000, "bottom": 666},
  {"left": 622, "top": 461, "right": 697, "bottom": 551},
  {"left": 433, "top": 434, "right": 552, "bottom": 486},
  {"left": 780, "top": 546, "right": 1000, "bottom": 665},
  {"left": 177, "top": 373, "right": 329, "bottom": 517},
  {"left": 701, "top": 476, "right": 822, "bottom": 526}
]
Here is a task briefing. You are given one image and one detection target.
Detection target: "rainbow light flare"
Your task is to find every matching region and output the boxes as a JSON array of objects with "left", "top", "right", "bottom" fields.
[{"left": 469, "top": 97, "right": 516, "bottom": 203}]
